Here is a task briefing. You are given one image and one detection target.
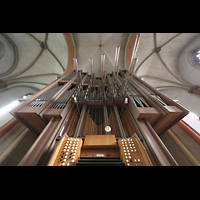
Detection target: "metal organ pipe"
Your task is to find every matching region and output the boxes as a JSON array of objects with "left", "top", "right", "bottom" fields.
[
  {"left": 101, "top": 54, "right": 105, "bottom": 79},
  {"left": 90, "top": 58, "right": 93, "bottom": 76},
  {"left": 114, "top": 46, "right": 120, "bottom": 80},
  {"left": 121, "top": 58, "right": 138, "bottom": 97},
  {"left": 130, "top": 33, "right": 141, "bottom": 71}
]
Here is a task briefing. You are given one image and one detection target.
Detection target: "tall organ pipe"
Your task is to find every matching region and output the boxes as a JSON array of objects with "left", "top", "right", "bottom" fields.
[{"left": 130, "top": 33, "right": 141, "bottom": 70}]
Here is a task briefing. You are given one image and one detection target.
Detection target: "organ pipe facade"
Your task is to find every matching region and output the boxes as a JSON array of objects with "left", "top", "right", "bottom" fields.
[
  {"left": 7, "top": 37, "right": 200, "bottom": 166},
  {"left": 10, "top": 67, "right": 195, "bottom": 166}
]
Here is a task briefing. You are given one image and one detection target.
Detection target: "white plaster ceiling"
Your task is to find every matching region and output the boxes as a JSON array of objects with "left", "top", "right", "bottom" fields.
[
  {"left": 73, "top": 33, "right": 129, "bottom": 76},
  {"left": 0, "top": 33, "right": 69, "bottom": 108},
  {"left": 134, "top": 33, "right": 200, "bottom": 116}
]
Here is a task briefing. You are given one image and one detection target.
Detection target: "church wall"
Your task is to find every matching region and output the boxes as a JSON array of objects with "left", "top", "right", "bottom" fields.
[{"left": 160, "top": 88, "right": 200, "bottom": 118}]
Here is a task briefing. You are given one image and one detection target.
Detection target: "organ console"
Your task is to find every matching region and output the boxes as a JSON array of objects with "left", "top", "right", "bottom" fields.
[
  {"left": 11, "top": 34, "right": 189, "bottom": 166},
  {"left": 118, "top": 134, "right": 152, "bottom": 166},
  {"left": 48, "top": 137, "right": 82, "bottom": 166}
]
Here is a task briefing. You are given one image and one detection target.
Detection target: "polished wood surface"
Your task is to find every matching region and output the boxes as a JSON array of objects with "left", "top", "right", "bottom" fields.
[
  {"left": 128, "top": 96, "right": 162, "bottom": 126},
  {"left": 139, "top": 119, "right": 178, "bottom": 166},
  {"left": 118, "top": 136, "right": 151, "bottom": 166},
  {"left": 154, "top": 106, "right": 184, "bottom": 134},
  {"left": 80, "top": 147, "right": 120, "bottom": 158},
  {"left": 83, "top": 135, "right": 117, "bottom": 148},
  {"left": 48, "top": 136, "right": 82, "bottom": 166}
]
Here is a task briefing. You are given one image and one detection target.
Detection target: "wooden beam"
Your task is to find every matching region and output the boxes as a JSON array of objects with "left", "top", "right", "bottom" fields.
[
  {"left": 64, "top": 33, "right": 74, "bottom": 75},
  {"left": 177, "top": 120, "right": 200, "bottom": 145}
]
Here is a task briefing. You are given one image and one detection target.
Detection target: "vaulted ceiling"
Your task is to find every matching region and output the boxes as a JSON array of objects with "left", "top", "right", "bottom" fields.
[
  {"left": 73, "top": 33, "right": 129, "bottom": 75},
  {"left": 0, "top": 33, "right": 69, "bottom": 108},
  {"left": 0, "top": 33, "right": 200, "bottom": 116},
  {"left": 134, "top": 33, "right": 200, "bottom": 117}
]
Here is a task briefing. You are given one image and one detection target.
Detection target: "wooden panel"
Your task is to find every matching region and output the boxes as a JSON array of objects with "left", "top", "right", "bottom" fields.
[
  {"left": 43, "top": 100, "right": 72, "bottom": 121},
  {"left": 83, "top": 135, "right": 117, "bottom": 148},
  {"left": 118, "top": 136, "right": 151, "bottom": 166},
  {"left": 43, "top": 109, "right": 63, "bottom": 121},
  {"left": 128, "top": 97, "right": 162, "bottom": 126},
  {"left": 139, "top": 119, "right": 178, "bottom": 166},
  {"left": 137, "top": 107, "right": 162, "bottom": 125},
  {"left": 10, "top": 74, "right": 68, "bottom": 119},
  {"left": 48, "top": 136, "right": 82, "bottom": 166},
  {"left": 63, "top": 33, "right": 74, "bottom": 75},
  {"left": 154, "top": 106, "right": 184, "bottom": 134},
  {"left": 15, "top": 112, "right": 46, "bottom": 134},
  {"left": 80, "top": 135, "right": 120, "bottom": 159},
  {"left": 80, "top": 148, "right": 120, "bottom": 158}
]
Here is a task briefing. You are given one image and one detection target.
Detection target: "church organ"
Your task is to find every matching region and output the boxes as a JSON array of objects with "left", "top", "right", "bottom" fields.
[{"left": 10, "top": 38, "right": 190, "bottom": 166}]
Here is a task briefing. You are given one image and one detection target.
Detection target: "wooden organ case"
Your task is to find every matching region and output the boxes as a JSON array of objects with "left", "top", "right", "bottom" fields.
[{"left": 11, "top": 41, "right": 189, "bottom": 166}]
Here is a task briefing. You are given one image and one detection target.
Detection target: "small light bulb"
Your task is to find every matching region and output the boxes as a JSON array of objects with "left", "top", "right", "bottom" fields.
[{"left": 105, "top": 126, "right": 111, "bottom": 132}]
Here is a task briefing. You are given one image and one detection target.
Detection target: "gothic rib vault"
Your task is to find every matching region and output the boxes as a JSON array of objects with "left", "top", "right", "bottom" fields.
[{"left": 0, "top": 33, "right": 200, "bottom": 117}]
